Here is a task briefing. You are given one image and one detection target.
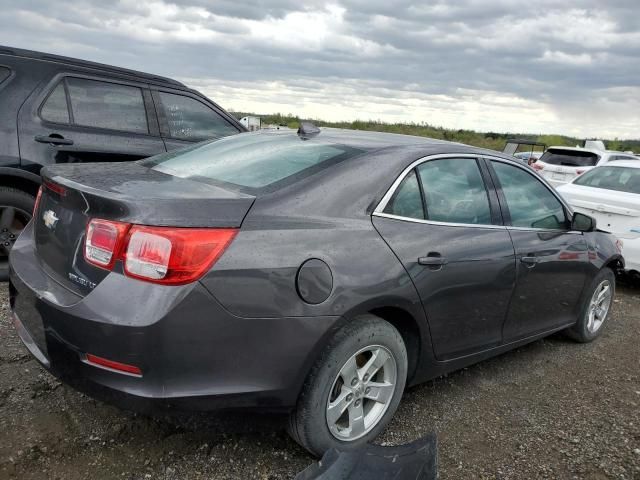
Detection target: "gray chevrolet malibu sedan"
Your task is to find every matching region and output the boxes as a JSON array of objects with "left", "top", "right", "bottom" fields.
[{"left": 10, "top": 126, "right": 623, "bottom": 455}]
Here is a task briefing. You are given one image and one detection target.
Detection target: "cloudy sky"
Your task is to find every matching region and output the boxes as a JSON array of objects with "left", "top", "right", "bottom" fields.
[{"left": 1, "top": 0, "right": 639, "bottom": 139}]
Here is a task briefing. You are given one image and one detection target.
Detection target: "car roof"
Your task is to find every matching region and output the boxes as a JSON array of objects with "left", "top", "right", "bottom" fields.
[
  {"left": 271, "top": 126, "right": 452, "bottom": 149},
  {"left": 0, "top": 45, "right": 185, "bottom": 88}
]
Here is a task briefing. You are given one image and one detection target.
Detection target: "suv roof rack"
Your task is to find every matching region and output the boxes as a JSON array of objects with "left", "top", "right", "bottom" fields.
[{"left": 0, "top": 45, "right": 185, "bottom": 88}]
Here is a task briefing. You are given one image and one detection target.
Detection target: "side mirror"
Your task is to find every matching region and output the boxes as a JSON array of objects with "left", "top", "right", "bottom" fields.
[{"left": 571, "top": 212, "right": 596, "bottom": 232}]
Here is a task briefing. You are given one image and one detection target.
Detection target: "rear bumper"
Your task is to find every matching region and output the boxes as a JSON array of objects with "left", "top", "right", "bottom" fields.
[{"left": 9, "top": 222, "right": 339, "bottom": 413}]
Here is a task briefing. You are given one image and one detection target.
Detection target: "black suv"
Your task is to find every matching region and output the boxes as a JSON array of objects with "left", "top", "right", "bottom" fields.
[{"left": 0, "top": 46, "right": 246, "bottom": 278}]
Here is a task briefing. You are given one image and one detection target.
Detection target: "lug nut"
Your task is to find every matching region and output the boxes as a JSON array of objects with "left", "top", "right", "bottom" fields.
[
  {"left": 346, "top": 393, "right": 353, "bottom": 402},
  {"left": 4, "top": 242, "right": 9, "bottom": 246},
  {"left": 363, "top": 374, "right": 369, "bottom": 382},
  {"left": 365, "top": 387, "right": 371, "bottom": 394},
  {"left": 351, "top": 378, "right": 358, "bottom": 386},
  {"left": 354, "top": 400, "right": 361, "bottom": 407}
]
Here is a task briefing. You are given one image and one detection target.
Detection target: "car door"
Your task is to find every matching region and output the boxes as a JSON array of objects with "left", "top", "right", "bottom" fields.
[
  {"left": 372, "top": 155, "right": 516, "bottom": 361},
  {"left": 18, "top": 73, "right": 166, "bottom": 170},
  {"left": 487, "top": 158, "right": 590, "bottom": 341},
  {"left": 151, "top": 89, "right": 242, "bottom": 152}
]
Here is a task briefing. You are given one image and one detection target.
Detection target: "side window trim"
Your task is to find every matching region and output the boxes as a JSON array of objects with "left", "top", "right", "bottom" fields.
[
  {"left": 374, "top": 153, "right": 504, "bottom": 229},
  {"left": 484, "top": 156, "right": 576, "bottom": 232}
]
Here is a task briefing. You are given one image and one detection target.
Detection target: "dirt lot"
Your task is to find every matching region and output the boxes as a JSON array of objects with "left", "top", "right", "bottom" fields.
[{"left": 0, "top": 282, "right": 639, "bottom": 480}]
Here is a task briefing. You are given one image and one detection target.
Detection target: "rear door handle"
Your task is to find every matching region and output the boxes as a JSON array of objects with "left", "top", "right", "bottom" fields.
[
  {"left": 521, "top": 256, "right": 539, "bottom": 266},
  {"left": 34, "top": 135, "right": 74, "bottom": 146}
]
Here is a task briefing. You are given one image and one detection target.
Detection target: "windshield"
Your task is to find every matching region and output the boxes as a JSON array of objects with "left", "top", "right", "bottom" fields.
[
  {"left": 574, "top": 166, "right": 640, "bottom": 194},
  {"left": 540, "top": 149, "right": 599, "bottom": 167},
  {"left": 141, "top": 133, "right": 364, "bottom": 191}
]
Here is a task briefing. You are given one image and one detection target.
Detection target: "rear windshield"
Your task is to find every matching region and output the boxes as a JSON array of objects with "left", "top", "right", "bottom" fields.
[
  {"left": 574, "top": 166, "right": 640, "bottom": 194},
  {"left": 540, "top": 149, "right": 599, "bottom": 167},
  {"left": 142, "top": 133, "right": 364, "bottom": 191}
]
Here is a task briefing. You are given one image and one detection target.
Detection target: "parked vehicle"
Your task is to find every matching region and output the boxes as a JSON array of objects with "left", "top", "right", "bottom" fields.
[
  {"left": 533, "top": 145, "right": 637, "bottom": 188},
  {"left": 502, "top": 138, "right": 546, "bottom": 166},
  {"left": 10, "top": 127, "right": 623, "bottom": 456},
  {"left": 513, "top": 151, "right": 542, "bottom": 165},
  {"left": 0, "top": 45, "right": 245, "bottom": 278},
  {"left": 557, "top": 160, "right": 640, "bottom": 276}
]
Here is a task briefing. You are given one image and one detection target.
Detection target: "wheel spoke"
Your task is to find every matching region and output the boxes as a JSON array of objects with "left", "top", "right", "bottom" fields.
[
  {"left": 360, "top": 348, "right": 390, "bottom": 381},
  {"left": 0, "top": 207, "right": 15, "bottom": 229},
  {"left": 348, "top": 402, "right": 365, "bottom": 437},
  {"left": 596, "top": 285, "right": 610, "bottom": 304},
  {"left": 327, "top": 387, "right": 352, "bottom": 425},
  {"left": 364, "top": 381, "right": 394, "bottom": 404},
  {"left": 340, "top": 356, "right": 359, "bottom": 384}
]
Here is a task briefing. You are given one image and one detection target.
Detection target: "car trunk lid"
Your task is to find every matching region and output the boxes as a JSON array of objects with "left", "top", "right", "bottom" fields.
[
  {"left": 563, "top": 185, "right": 640, "bottom": 236},
  {"left": 34, "top": 162, "right": 254, "bottom": 296}
]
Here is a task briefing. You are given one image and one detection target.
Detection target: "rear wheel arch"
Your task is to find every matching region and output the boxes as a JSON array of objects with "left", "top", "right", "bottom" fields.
[
  {"left": 604, "top": 254, "right": 624, "bottom": 275},
  {"left": 0, "top": 168, "right": 41, "bottom": 197}
]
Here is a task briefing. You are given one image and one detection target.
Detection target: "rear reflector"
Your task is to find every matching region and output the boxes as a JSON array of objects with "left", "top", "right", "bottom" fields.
[
  {"left": 84, "top": 219, "right": 130, "bottom": 269},
  {"left": 43, "top": 179, "right": 67, "bottom": 196},
  {"left": 84, "top": 353, "right": 142, "bottom": 376}
]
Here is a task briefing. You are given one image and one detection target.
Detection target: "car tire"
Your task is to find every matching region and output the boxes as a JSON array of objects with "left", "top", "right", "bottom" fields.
[
  {"left": 0, "top": 187, "right": 35, "bottom": 279},
  {"left": 565, "top": 268, "right": 615, "bottom": 343},
  {"left": 288, "top": 315, "right": 408, "bottom": 457}
]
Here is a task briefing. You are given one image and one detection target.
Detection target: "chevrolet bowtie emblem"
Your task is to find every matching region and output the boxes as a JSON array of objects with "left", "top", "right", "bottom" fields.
[{"left": 43, "top": 210, "right": 59, "bottom": 229}]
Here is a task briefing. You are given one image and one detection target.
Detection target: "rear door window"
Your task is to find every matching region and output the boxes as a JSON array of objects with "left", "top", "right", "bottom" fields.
[
  {"left": 540, "top": 149, "right": 599, "bottom": 167},
  {"left": 416, "top": 158, "right": 492, "bottom": 225},
  {"left": 66, "top": 77, "right": 149, "bottom": 134},
  {"left": 157, "top": 92, "right": 239, "bottom": 141},
  {"left": 40, "top": 82, "right": 70, "bottom": 124},
  {"left": 492, "top": 161, "right": 568, "bottom": 230},
  {"left": 383, "top": 170, "right": 424, "bottom": 219}
]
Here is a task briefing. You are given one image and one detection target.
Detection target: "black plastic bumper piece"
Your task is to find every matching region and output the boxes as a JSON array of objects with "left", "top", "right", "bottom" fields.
[{"left": 295, "top": 434, "right": 438, "bottom": 480}]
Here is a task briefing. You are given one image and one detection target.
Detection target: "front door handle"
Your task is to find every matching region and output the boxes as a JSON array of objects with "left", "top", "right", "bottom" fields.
[
  {"left": 418, "top": 253, "right": 448, "bottom": 267},
  {"left": 35, "top": 134, "right": 74, "bottom": 146},
  {"left": 521, "top": 256, "right": 539, "bottom": 267}
]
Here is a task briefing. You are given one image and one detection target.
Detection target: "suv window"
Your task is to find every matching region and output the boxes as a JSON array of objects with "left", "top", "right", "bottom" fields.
[
  {"left": 0, "top": 66, "right": 10, "bottom": 84},
  {"left": 40, "top": 82, "right": 69, "bottom": 124},
  {"left": 157, "top": 92, "right": 239, "bottom": 141},
  {"left": 383, "top": 170, "right": 424, "bottom": 219},
  {"left": 416, "top": 158, "right": 491, "bottom": 225},
  {"left": 539, "top": 149, "right": 599, "bottom": 167},
  {"left": 66, "top": 78, "right": 148, "bottom": 134},
  {"left": 492, "top": 161, "right": 567, "bottom": 230}
]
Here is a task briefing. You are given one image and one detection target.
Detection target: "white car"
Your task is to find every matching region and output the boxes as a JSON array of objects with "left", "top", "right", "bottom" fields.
[
  {"left": 557, "top": 160, "right": 640, "bottom": 275},
  {"left": 534, "top": 146, "right": 638, "bottom": 188}
]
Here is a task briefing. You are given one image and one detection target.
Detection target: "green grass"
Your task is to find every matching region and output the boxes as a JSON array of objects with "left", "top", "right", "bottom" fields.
[{"left": 231, "top": 112, "right": 640, "bottom": 153}]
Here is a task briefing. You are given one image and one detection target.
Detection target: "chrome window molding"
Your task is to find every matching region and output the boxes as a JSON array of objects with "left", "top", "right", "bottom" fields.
[
  {"left": 374, "top": 152, "right": 583, "bottom": 234},
  {"left": 372, "top": 211, "right": 508, "bottom": 230}
]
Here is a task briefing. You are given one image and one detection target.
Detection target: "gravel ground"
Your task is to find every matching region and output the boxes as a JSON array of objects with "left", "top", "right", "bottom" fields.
[{"left": 0, "top": 281, "right": 639, "bottom": 480}]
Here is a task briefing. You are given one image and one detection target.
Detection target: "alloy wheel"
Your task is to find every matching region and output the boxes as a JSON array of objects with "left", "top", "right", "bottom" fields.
[
  {"left": 587, "top": 279, "right": 612, "bottom": 334},
  {"left": 326, "top": 345, "right": 397, "bottom": 441}
]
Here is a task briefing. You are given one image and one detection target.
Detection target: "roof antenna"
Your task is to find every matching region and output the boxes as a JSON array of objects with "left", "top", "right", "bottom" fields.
[{"left": 297, "top": 121, "right": 320, "bottom": 139}]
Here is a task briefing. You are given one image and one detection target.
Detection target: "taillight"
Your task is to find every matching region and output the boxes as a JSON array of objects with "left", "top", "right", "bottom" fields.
[
  {"left": 123, "top": 226, "right": 237, "bottom": 285},
  {"left": 83, "top": 219, "right": 237, "bottom": 285},
  {"left": 33, "top": 186, "right": 43, "bottom": 215},
  {"left": 84, "top": 219, "right": 130, "bottom": 269},
  {"left": 532, "top": 163, "right": 544, "bottom": 171}
]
